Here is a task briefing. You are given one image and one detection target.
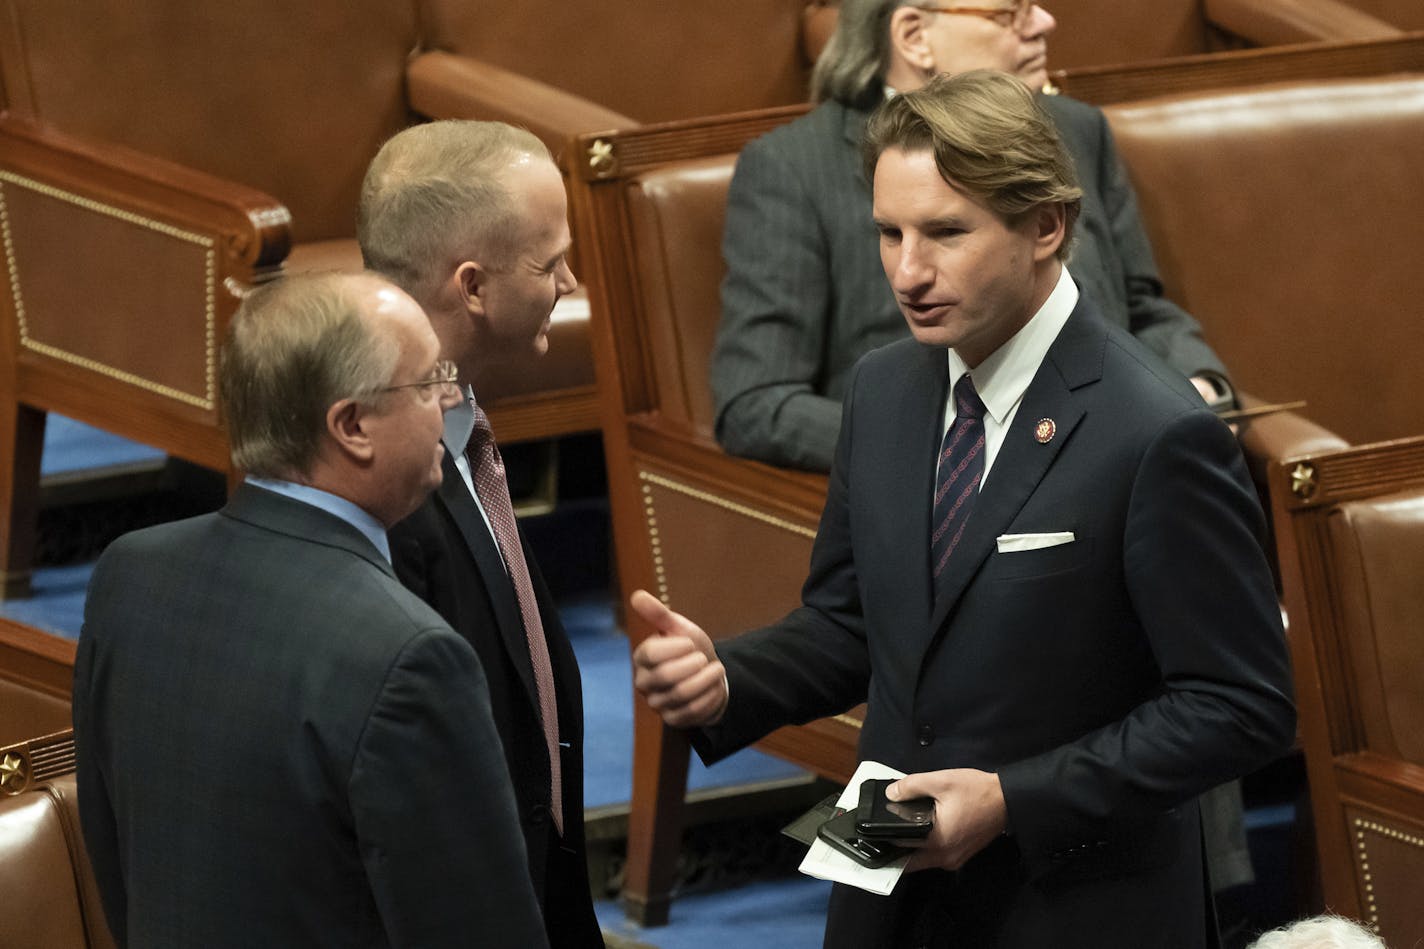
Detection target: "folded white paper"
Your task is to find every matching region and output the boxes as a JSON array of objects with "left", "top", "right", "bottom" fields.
[
  {"left": 798, "top": 760, "right": 909, "bottom": 896},
  {"left": 995, "top": 531, "right": 1075, "bottom": 553}
]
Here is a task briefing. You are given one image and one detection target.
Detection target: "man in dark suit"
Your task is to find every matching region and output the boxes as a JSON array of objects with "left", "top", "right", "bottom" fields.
[
  {"left": 634, "top": 73, "right": 1294, "bottom": 948},
  {"left": 359, "top": 121, "right": 603, "bottom": 948},
  {"left": 73, "top": 272, "right": 549, "bottom": 947},
  {"left": 712, "top": 0, "right": 1231, "bottom": 474}
]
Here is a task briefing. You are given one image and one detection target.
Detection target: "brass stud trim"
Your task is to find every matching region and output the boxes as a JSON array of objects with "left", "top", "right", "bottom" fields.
[
  {"left": 638, "top": 471, "right": 817, "bottom": 540},
  {"left": 640, "top": 481, "right": 670, "bottom": 604},
  {"left": 0, "top": 751, "right": 28, "bottom": 795},
  {"left": 0, "top": 171, "right": 218, "bottom": 409},
  {"left": 1352, "top": 816, "right": 1424, "bottom": 933},
  {"left": 587, "top": 139, "right": 616, "bottom": 178},
  {"left": 1290, "top": 461, "right": 1318, "bottom": 499}
]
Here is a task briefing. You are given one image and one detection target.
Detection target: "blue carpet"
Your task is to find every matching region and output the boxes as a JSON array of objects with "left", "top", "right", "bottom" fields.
[
  {"left": 40, "top": 416, "right": 165, "bottom": 477},
  {"left": 3, "top": 569, "right": 809, "bottom": 809},
  {"left": 596, "top": 876, "right": 831, "bottom": 949}
]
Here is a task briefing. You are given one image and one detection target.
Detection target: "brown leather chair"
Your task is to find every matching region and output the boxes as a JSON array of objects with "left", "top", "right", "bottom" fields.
[
  {"left": 566, "top": 107, "right": 864, "bottom": 925},
  {"left": 1096, "top": 59, "right": 1424, "bottom": 458},
  {"left": 0, "top": 729, "right": 113, "bottom": 949},
  {"left": 1, "top": 619, "right": 75, "bottom": 746},
  {"left": 1044, "top": 0, "right": 1402, "bottom": 69},
  {"left": 0, "top": 0, "right": 607, "bottom": 599},
  {"left": 416, "top": 0, "right": 833, "bottom": 132},
  {"left": 1268, "top": 437, "right": 1424, "bottom": 946}
]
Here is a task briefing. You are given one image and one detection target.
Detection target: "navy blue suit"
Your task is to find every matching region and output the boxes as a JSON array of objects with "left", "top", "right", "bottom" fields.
[{"left": 697, "top": 298, "right": 1294, "bottom": 948}]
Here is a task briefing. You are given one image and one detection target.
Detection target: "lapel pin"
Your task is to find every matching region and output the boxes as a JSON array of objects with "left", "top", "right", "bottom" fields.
[{"left": 1034, "top": 418, "right": 1056, "bottom": 444}]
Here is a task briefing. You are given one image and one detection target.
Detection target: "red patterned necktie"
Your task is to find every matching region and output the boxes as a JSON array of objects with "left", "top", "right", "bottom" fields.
[
  {"left": 467, "top": 398, "right": 563, "bottom": 835},
  {"left": 931, "top": 375, "right": 986, "bottom": 583}
]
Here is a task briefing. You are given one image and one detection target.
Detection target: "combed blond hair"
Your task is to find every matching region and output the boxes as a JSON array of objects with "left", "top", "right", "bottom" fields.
[
  {"left": 220, "top": 272, "right": 398, "bottom": 478},
  {"left": 862, "top": 70, "right": 1082, "bottom": 260}
]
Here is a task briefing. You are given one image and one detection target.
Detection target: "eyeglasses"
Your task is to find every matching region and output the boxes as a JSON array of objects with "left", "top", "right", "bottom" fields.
[
  {"left": 917, "top": 1, "right": 1032, "bottom": 32},
  {"left": 379, "top": 360, "right": 460, "bottom": 397}
]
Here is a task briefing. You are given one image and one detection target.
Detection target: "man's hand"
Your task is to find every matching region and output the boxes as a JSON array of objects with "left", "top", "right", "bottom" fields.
[
  {"left": 629, "top": 589, "right": 729, "bottom": 728},
  {"left": 886, "top": 768, "right": 1008, "bottom": 872}
]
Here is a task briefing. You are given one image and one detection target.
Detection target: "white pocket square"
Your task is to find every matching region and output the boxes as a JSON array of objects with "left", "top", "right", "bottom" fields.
[{"left": 996, "top": 531, "right": 1075, "bottom": 553}]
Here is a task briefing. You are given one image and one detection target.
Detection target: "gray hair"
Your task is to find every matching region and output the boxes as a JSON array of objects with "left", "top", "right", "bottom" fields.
[
  {"left": 358, "top": 120, "right": 551, "bottom": 300},
  {"left": 220, "top": 272, "right": 399, "bottom": 479},
  {"left": 1247, "top": 916, "right": 1387, "bottom": 949},
  {"left": 810, "top": 0, "right": 903, "bottom": 104},
  {"left": 863, "top": 71, "right": 1082, "bottom": 261}
]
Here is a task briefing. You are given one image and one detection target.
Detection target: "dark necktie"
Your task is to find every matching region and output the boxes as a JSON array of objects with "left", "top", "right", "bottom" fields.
[
  {"left": 467, "top": 398, "right": 563, "bottom": 835},
  {"left": 931, "top": 375, "right": 987, "bottom": 582}
]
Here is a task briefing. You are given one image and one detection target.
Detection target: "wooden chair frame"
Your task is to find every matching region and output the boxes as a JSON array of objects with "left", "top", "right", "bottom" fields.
[
  {"left": 1269, "top": 437, "right": 1424, "bottom": 943},
  {"left": 564, "top": 106, "right": 867, "bottom": 925}
]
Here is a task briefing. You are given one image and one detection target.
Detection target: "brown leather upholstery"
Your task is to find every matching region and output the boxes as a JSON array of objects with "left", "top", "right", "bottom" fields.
[
  {"left": 1045, "top": 0, "right": 1402, "bottom": 69},
  {"left": 1, "top": 620, "right": 76, "bottom": 747},
  {"left": 1270, "top": 438, "right": 1424, "bottom": 946},
  {"left": 419, "top": 0, "right": 822, "bottom": 127},
  {"left": 0, "top": 772, "right": 114, "bottom": 949},
  {"left": 1101, "top": 71, "right": 1424, "bottom": 450},
  {"left": 0, "top": 0, "right": 602, "bottom": 599}
]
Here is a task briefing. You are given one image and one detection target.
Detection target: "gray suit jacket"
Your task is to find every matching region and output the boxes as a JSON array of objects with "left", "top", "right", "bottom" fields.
[
  {"left": 696, "top": 298, "right": 1293, "bottom": 947},
  {"left": 712, "top": 93, "right": 1227, "bottom": 471},
  {"left": 74, "top": 483, "right": 549, "bottom": 948}
]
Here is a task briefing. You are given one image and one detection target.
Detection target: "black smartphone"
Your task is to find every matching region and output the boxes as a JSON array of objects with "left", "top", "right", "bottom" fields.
[
  {"left": 855, "top": 778, "right": 934, "bottom": 840},
  {"left": 816, "top": 810, "right": 908, "bottom": 869}
]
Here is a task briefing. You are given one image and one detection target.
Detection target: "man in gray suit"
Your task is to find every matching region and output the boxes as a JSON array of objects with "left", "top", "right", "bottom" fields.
[
  {"left": 712, "top": 0, "right": 1232, "bottom": 474},
  {"left": 73, "top": 272, "right": 551, "bottom": 947}
]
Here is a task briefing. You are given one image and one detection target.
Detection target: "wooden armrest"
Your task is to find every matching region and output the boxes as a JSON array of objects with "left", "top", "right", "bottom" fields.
[
  {"left": 0, "top": 116, "right": 291, "bottom": 272},
  {"left": 1206, "top": 0, "right": 1403, "bottom": 46},
  {"left": 407, "top": 50, "right": 637, "bottom": 156},
  {"left": 1235, "top": 390, "right": 1349, "bottom": 488}
]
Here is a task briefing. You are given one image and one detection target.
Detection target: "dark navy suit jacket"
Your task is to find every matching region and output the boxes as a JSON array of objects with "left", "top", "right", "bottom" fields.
[{"left": 697, "top": 298, "right": 1294, "bottom": 948}]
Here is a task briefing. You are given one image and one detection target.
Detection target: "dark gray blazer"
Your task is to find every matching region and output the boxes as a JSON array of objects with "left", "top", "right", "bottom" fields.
[
  {"left": 74, "top": 483, "right": 549, "bottom": 948},
  {"left": 712, "top": 93, "right": 1227, "bottom": 472},
  {"left": 390, "top": 451, "right": 603, "bottom": 948},
  {"left": 696, "top": 298, "right": 1293, "bottom": 948}
]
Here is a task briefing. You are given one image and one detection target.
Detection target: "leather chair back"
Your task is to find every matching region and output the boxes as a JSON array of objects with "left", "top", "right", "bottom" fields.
[
  {"left": 1103, "top": 74, "right": 1424, "bottom": 446},
  {"left": 420, "top": 0, "right": 818, "bottom": 125},
  {"left": 0, "top": 0, "right": 418, "bottom": 243},
  {"left": 623, "top": 157, "right": 736, "bottom": 434},
  {"left": 1271, "top": 438, "right": 1424, "bottom": 946},
  {"left": 0, "top": 773, "right": 114, "bottom": 949}
]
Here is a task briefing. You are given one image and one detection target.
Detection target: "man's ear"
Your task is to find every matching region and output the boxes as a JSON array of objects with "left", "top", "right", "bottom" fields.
[
  {"left": 1031, "top": 203, "right": 1067, "bottom": 261},
  {"left": 888, "top": 6, "right": 936, "bottom": 76},
  {"left": 455, "top": 260, "right": 489, "bottom": 317},
  {"left": 326, "top": 398, "right": 375, "bottom": 463}
]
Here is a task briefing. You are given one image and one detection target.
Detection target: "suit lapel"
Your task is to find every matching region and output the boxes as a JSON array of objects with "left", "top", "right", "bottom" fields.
[
  {"left": 876, "top": 343, "right": 948, "bottom": 634},
  {"left": 434, "top": 450, "right": 541, "bottom": 705},
  {"left": 926, "top": 300, "right": 1107, "bottom": 636}
]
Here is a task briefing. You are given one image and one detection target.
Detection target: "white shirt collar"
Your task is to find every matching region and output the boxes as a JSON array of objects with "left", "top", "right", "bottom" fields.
[
  {"left": 947, "top": 264, "right": 1078, "bottom": 425},
  {"left": 245, "top": 476, "right": 391, "bottom": 564}
]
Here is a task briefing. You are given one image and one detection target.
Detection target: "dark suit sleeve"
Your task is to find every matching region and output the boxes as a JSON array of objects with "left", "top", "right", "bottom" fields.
[
  {"left": 997, "top": 409, "right": 1294, "bottom": 869},
  {"left": 73, "top": 622, "right": 128, "bottom": 947},
  {"left": 350, "top": 628, "right": 550, "bottom": 949},
  {"left": 711, "top": 135, "right": 844, "bottom": 471},
  {"left": 1091, "top": 111, "right": 1229, "bottom": 382}
]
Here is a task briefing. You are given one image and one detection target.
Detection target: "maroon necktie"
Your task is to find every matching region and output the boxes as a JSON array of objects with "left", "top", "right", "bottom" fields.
[
  {"left": 467, "top": 398, "right": 563, "bottom": 834},
  {"left": 931, "top": 376, "right": 986, "bottom": 583}
]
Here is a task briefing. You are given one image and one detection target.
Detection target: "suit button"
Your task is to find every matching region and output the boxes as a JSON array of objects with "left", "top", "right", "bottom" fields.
[
  {"left": 917, "top": 724, "right": 934, "bottom": 747},
  {"left": 529, "top": 804, "right": 549, "bottom": 827}
]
